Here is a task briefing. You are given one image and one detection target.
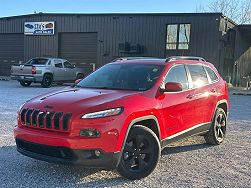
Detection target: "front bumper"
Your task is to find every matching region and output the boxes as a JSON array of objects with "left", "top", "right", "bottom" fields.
[
  {"left": 11, "top": 75, "right": 43, "bottom": 82},
  {"left": 16, "top": 138, "right": 121, "bottom": 169}
]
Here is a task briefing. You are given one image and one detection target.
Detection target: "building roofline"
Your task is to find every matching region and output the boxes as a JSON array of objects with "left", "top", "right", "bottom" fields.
[
  {"left": 219, "top": 13, "right": 238, "bottom": 26},
  {"left": 0, "top": 12, "right": 223, "bottom": 20}
]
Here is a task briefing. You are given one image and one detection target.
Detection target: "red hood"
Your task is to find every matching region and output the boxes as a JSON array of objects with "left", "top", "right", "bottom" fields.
[{"left": 25, "top": 87, "right": 140, "bottom": 113}]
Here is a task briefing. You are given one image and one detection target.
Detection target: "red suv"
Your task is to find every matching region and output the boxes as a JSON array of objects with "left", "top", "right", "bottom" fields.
[{"left": 14, "top": 56, "right": 229, "bottom": 179}]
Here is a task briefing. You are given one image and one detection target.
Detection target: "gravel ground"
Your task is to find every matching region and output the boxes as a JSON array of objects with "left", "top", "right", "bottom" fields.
[{"left": 0, "top": 80, "right": 251, "bottom": 188}]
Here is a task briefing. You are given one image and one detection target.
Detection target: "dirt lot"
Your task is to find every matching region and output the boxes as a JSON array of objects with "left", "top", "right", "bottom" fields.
[{"left": 0, "top": 80, "right": 250, "bottom": 188}]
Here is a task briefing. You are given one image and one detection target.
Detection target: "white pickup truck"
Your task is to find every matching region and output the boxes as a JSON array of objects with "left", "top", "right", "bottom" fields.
[{"left": 11, "top": 57, "right": 85, "bottom": 88}]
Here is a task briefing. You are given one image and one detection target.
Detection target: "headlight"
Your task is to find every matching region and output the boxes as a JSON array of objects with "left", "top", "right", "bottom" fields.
[{"left": 81, "top": 107, "right": 123, "bottom": 119}]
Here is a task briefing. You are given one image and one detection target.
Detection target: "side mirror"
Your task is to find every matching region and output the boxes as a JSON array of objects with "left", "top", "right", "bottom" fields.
[
  {"left": 161, "top": 82, "right": 183, "bottom": 93},
  {"left": 75, "top": 79, "right": 82, "bottom": 85}
]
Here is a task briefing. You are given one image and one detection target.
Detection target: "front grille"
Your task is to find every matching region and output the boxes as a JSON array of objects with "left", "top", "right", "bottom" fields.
[
  {"left": 20, "top": 108, "right": 72, "bottom": 132},
  {"left": 16, "top": 139, "right": 75, "bottom": 160}
]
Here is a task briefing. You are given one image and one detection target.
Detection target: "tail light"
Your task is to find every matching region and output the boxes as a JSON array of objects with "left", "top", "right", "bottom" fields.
[{"left": 31, "top": 66, "right": 36, "bottom": 74}]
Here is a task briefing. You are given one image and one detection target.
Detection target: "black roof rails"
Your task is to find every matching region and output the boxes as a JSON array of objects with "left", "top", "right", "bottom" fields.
[
  {"left": 112, "top": 57, "right": 161, "bottom": 62},
  {"left": 166, "top": 56, "right": 206, "bottom": 62}
]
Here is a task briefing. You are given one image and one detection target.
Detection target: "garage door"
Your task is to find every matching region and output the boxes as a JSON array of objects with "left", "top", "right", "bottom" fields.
[
  {"left": 0, "top": 34, "right": 24, "bottom": 76},
  {"left": 59, "top": 33, "right": 97, "bottom": 73}
]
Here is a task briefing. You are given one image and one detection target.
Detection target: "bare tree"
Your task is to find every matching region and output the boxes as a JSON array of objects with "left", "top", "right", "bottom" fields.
[{"left": 196, "top": 0, "right": 251, "bottom": 24}]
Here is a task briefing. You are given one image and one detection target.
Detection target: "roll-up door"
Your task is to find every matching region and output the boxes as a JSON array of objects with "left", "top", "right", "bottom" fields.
[
  {"left": 0, "top": 34, "right": 24, "bottom": 76},
  {"left": 59, "top": 33, "right": 97, "bottom": 73}
]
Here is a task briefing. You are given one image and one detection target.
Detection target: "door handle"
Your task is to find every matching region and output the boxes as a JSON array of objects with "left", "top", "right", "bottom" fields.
[
  {"left": 186, "top": 94, "right": 194, "bottom": 99},
  {"left": 211, "top": 88, "right": 216, "bottom": 93}
]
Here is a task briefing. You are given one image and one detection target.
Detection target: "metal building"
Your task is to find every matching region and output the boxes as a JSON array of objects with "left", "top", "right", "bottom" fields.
[{"left": 0, "top": 13, "right": 250, "bottom": 85}]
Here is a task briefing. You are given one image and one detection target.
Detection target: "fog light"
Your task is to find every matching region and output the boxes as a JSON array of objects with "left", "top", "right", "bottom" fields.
[
  {"left": 80, "top": 128, "right": 100, "bottom": 137},
  {"left": 94, "top": 150, "right": 101, "bottom": 157}
]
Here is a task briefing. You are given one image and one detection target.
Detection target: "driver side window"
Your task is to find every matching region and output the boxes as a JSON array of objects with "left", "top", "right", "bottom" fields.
[{"left": 164, "top": 65, "right": 189, "bottom": 90}]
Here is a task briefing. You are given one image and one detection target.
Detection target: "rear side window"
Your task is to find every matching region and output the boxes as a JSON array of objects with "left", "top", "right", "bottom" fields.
[
  {"left": 164, "top": 65, "right": 189, "bottom": 90},
  {"left": 187, "top": 65, "right": 209, "bottom": 88},
  {"left": 54, "top": 60, "right": 63, "bottom": 68},
  {"left": 205, "top": 66, "right": 218, "bottom": 82},
  {"left": 26, "top": 58, "right": 48, "bottom": 65}
]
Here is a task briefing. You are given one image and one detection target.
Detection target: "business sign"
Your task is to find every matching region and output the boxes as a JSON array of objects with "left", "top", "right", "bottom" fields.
[{"left": 24, "top": 22, "right": 55, "bottom": 35}]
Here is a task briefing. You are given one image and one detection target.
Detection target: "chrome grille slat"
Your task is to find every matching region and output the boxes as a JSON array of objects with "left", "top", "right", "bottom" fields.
[
  {"left": 20, "top": 108, "right": 71, "bottom": 132},
  {"left": 54, "top": 112, "right": 63, "bottom": 130},
  {"left": 20, "top": 109, "right": 27, "bottom": 124},
  {"left": 31, "top": 110, "right": 39, "bottom": 126},
  {"left": 62, "top": 113, "right": 72, "bottom": 131},
  {"left": 25, "top": 109, "right": 33, "bottom": 126},
  {"left": 45, "top": 111, "right": 55, "bottom": 129}
]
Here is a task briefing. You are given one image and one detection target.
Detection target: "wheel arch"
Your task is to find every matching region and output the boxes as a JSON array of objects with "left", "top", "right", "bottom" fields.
[
  {"left": 115, "top": 115, "right": 161, "bottom": 167},
  {"left": 43, "top": 72, "right": 53, "bottom": 80},
  {"left": 120, "top": 115, "right": 161, "bottom": 153},
  {"left": 216, "top": 99, "right": 228, "bottom": 115},
  {"left": 128, "top": 115, "right": 160, "bottom": 139}
]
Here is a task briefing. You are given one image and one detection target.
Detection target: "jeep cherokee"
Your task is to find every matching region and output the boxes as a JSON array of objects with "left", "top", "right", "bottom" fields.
[{"left": 14, "top": 56, "right": 229, "bottom": 180}]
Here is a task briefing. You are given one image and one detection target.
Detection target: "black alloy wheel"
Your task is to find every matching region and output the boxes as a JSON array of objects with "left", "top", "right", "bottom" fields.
[
  {"left": 41, "top": 74, "right": 53, "bottom": 88},
  {"left": 117, "top": 125, "right": 160, "bottom": 180},
  {"left": 204, "top": 107, "right": 227, "bottom": 145},
  {"left": 19, "top": 81, "right": 32, "bottom": 87}
]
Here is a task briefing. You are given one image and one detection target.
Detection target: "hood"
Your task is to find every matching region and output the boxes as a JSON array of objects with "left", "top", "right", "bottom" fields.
[{"left": 25, "top": 87, "right": 140, "bottom": 113}]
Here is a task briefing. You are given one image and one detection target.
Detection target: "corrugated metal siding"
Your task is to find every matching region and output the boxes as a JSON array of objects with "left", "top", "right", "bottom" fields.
[
  {"left": 0, "top": 33, "right": 24, "bottom": 75},
  {"left": 58, "top": 32, "right": 97, "bottom": 73},
  {"left": 0, "top": 13, "right": 222, "bottom": 75},
  {"left": 234, "top": 31, "right": 251, "bottom": 78}
]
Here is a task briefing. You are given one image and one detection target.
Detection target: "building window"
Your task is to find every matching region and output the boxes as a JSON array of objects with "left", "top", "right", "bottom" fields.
[{"left": 166, "top": 24, "right": 191, "bottom": 50}]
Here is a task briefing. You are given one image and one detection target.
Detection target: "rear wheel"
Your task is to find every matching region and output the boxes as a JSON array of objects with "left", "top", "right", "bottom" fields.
[
  {"left": 204, "top": 107, "right": 227, "bottom": 145},
  {"left": 41, "top": 74, "right": 53, "bottom": 88},
  {"left": 117, "top": 125, "right": 160, "bottom": 180},
  {"left": 19, "top": 81, "right": 32, "bottom": 87}
]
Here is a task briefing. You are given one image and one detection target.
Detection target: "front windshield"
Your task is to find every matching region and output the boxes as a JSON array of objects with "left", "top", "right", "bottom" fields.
[{"left": 77, "top": 63, "right": 164, "bottom": 91}]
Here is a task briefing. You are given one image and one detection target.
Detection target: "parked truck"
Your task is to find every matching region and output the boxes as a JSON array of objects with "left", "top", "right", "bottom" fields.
[{"left": 11, "top": 57, "right": 85, "bottom": 88}]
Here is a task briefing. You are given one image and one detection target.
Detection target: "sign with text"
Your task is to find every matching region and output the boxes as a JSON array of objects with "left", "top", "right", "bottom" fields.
[{"left": 24, "top": 22, "right": 55, "bottom": 35}]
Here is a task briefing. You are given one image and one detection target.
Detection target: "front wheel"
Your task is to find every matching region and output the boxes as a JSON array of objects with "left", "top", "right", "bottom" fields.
[
  {"left": 41, "top": 74, "right": 53, "bottom": 88},
  {"left": 117, "top": 125, "right": 160, "bottom": 180},
  {"left": 204, "top": 107, "right": 227, "bottom": 145},
  {"left": 19, "top": 81, "right": 32, "bottom": 87}
]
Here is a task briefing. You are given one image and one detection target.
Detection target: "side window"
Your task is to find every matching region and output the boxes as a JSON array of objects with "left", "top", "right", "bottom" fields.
[
  {"left": 64, "top": 61, "right": 73, "bottom": 68},
  {"left": 47, "top": 60, "right": 51, "bottom": 65},
  {"left": 164, "top": 65, "right": 189, "bottom": 90},
  {"left": 187, "top": 65, "right": 209, "bottom": 88},
  {"left": 205, "top": 66, "right": 219, "bottom": 82},
  {"left": 54, "top": 60, "right": 63, "bottom": 68},
  {"left": 166, "top": 23, "right": 191, "bottom": 50}
]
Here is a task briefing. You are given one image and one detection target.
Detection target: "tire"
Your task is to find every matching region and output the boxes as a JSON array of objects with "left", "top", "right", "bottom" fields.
[
  {"left": 204, "top": 107, "right": 227, "bottom": 145},
  {"left": 19, "top": 81, "right": 32, "bottom": 87},
  {"left": 76, "top": 73, "right": 84, "bottom": 80},
  {"left": 41, "top": 74, "right": 53, "bottom": 88},
  {"left": 117, "top": 125, "right": 161, "bottom": 180}
]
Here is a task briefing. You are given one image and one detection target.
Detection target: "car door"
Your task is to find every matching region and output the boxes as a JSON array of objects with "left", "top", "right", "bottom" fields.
[
  {"left": 203, "top": 65, "right": 220, "bottom": 122},
  {"left": 53, "top": 59, "right": 65, "bottom": 81},
  {"left": 186, "top": 64, "right": 211, "bottom": 127},
  {"left": 63, "top": 61, "right": 76, "bottom": 81},
  {"left": 160, "top": 64, "right": 196, "bottom": 139}
]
